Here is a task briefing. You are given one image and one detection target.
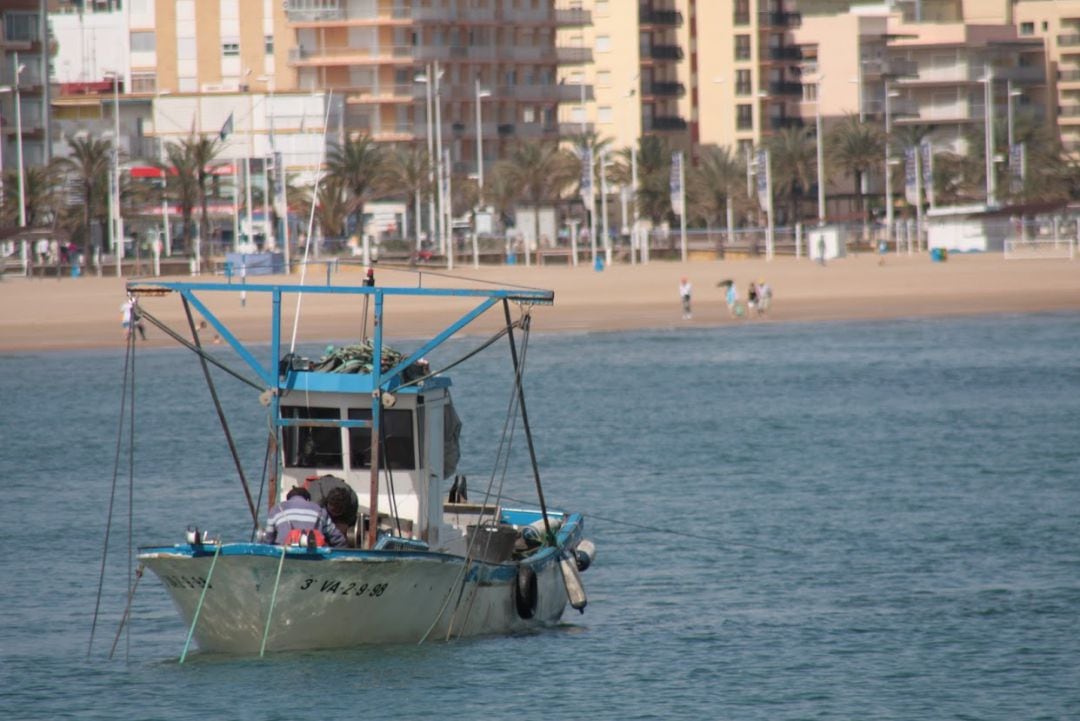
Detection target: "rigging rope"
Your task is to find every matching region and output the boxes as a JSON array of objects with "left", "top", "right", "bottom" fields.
[
  {"left": 137, "top": 307, "right": 262, "bottom": 391},
  {"left": 260, "top": 546, "right": 288, "bottom": 657},
  {"left": 443, "top": 306, "right": 532, "bottom": 640},
  {"left": 289, "top": 90, "right": 335, "bottom": 355},
  {"left": 183, "top": 298, "right": 259, "bottom": 529}
]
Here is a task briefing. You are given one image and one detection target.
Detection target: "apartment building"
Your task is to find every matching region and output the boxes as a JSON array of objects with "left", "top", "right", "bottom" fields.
[
  {"left": 556, "top": 1, "right": 691, "bottom": 152},
  {"left": 696, "top": 0, "right": 803, "bottom": 155},
  {"left": 284, "top": 0, "right": 591, "bottom": 178},
  {"left": 887, "top": 22, "right": 1046, "bottom": 155},
  {"left": 1014, "top": 1, "right": 1080, "bottom": 154},
  {"left": 1, "top": 0, "right": 50, "bottom": 173}
]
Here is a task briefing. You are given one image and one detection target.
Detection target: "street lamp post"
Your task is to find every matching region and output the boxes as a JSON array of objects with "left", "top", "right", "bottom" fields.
[
  {"left": 0, "top": 85, "right": 10, "bottom": 225},
  {"left": 105, "top": 69, "right": 123, "bottom": 277},
  {"left": 983, "top": 67, "right": 995, "bottom": 207},
  {"left": 474, "top": 79, "right": 491, "bottom": 270},
  {"left": 417, "top": 65, "right": 435, "bottom": 253},
  {"left": 884, "top": 81, "right": 898, "bottom": 251},
  {"left": 12, "top": 55, "right": 27, "bottom": 275},
  {"left": 433, "top": 62, "right": 446, "bottom": 257},
  {"left": 815, "top": 74, "right": 826, "bottom": 226}
]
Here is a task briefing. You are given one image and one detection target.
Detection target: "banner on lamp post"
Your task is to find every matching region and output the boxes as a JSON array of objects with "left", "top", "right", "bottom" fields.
[
  {"left": 920, "top": 140, "right": 934, "bottom": 208},
  {"left": 756, "top": 149, "right": 769, "bottom": 209},
  {"left": 669, "top": 151, "right": 683, "bottom": 216},
  {"left": 581, "top": 147, "right": 594, "bottom": 211},
  {"left": 1009, "top": 142, "right": 1025, "bottom": 195},
  {"left": 904, "top": 146, "right": 918, "bottom": 205}
]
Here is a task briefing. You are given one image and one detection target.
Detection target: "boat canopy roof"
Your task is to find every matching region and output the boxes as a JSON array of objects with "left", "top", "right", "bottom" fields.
[{"left": 127, "top": 279, "right": 553, "bottom": 394}]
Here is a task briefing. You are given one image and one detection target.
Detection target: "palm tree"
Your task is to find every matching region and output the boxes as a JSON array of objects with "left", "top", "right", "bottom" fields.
[
  {"left": 826, "top": 113, "right": 884, "bottom": 232},
  {"left": 54, "top": 136, "right": 113, "bottom": 255},
  {"left": 688, "top": 144, "right": 746, "bottom": 248},
  {"left": 16, "top": 163, "right": 63, "bottom": 227},
  {"left": 163, "top": 139, "right": 200, "bottom": 255},
  {"left": 178, "top": 134, "right": 226, "bottom": 255},
  {"left": 312, "top": 175, "right": 351, "bottom": 240},
  {"left": 382, "top": 145, "right": 429, "bottom": 249},
  {"left": 493, "top": 139, "right": 577, "bottom": 262},
  {"left": 615, "top": 135, "right": 673, "bottom": 228},
  {"left": 325, "top": 134, "right": 386, "bottom": 239},
  {"left": 766, "top": 127, "right": 817, "bottom": 224}
]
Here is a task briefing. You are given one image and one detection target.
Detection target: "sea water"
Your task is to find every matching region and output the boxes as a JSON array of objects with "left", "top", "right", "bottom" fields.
[{"left": 1, "top": 313, "right": 1078, "bottom": 720}]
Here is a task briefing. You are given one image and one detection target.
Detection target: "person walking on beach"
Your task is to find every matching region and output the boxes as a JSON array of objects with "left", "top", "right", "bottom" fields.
[
  {"left": 679, "top": 277, "right": 692, "bottom": 320},
  {"left": 747, "top": 281, "right": 759, "bottom": 316},
  {"left": 725, "top": 281, "right": 739, "bottom": 317},
  {"left": 758, "top": 280, "right": 772, "bottom": 317}
]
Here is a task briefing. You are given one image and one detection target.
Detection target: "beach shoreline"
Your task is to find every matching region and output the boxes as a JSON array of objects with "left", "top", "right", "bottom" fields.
[{"left": 1, "top": 253, "right": 1077, "bottom": 353}]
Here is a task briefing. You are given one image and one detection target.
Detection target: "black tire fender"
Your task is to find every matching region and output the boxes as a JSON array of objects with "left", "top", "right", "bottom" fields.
[{"left": 514, "top": 564, "right": 538, "bottom": 620}]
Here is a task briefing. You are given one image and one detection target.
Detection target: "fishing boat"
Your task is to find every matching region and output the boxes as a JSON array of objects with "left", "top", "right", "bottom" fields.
[{"left": 122, "top": 276, "right": 595, "bottom": 655}]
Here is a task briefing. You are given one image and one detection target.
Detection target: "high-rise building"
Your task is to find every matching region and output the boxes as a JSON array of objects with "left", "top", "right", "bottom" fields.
[
  {"left": 1014, "top": 0, "right": 1080, "bottom": 155},
  {"left": 1, "top": 0, "right": 50, "bottom": 174}
]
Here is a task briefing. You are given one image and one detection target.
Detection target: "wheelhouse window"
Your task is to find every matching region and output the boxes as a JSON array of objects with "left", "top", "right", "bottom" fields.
[
  {"left": 281, "top": 406, "right": 343, "bottom": 468},
  {"left": 348, "top": 409, "right": 416, "bottom": 470}
]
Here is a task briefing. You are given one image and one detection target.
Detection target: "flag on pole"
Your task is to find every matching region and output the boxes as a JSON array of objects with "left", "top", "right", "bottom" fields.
[
  {"left": 219, "top": 112, "right": 234, "bottom": 141},
  {"left": 669, "top": 151, "right": 683, "bottom": 216}
]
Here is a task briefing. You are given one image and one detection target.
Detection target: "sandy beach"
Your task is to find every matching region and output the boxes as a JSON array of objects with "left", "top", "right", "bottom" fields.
[{"left": 1, "top": 253, "right": 1077, "bottom": 353}]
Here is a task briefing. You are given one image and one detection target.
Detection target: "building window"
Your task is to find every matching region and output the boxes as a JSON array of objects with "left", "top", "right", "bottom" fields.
[
  {"left": 598, "top": 106, "right": 613, "bottom": 123},
  {"left": 4, "top": 13, "right": 38, "bottom": 42},
  {"left": 736, "top": 104, "right": 752, "bottom": 130},
  {"left": 131, "top": 73, "right": 157, "bottom": 93},
  {"left": 735, "top": 35, "right": 751, "bottom": 61},
  {"left": 736, "top": 69, "right": 751, "bottom": 96},
  {"left": 595, "top": 0, "right": 608, "bottom": 15},
  {"left": 571, "top": 106, "right": 586, "bottom": 124},
  {"left": 1019, "top": 22, "right": 1034, "bottom": 35},
  {"left": 265, "top": 35, "right": 274, "bottom": 54},
  {"left": 596, "top": 35, "right": 611, "bottom": 53},
  {"left": 734, "top": 0, "right": 750, "bottom": 25},
  {"left": 803, "top": 83, "right": 818, "bottom": 102},
  {"left": 596, "top": 70, "right": 611, "bottom": 87},
  {"left": 130, "top": 31, "right": 156, "bottom": 52},
  {"left": 222, "top": 39, "right": 240, "bottom": 56}
]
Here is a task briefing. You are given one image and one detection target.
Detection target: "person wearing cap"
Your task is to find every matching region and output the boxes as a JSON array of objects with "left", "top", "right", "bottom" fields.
[{"left": 262, "top": 486, "right": 346, "bottom": 547}]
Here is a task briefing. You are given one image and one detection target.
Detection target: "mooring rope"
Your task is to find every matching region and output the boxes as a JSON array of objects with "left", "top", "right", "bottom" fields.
[
  {"left": 88, "top": 328, "right": 136, "bottom": 658},
  {"left": 108, "top": 565, "right": 143, "bottom": 660},
  {"left": 260, "top": 546, "right": 288, "bottom": 657},
  {"left": 179, "top": 542, "right": 222, "bottom": 664}
]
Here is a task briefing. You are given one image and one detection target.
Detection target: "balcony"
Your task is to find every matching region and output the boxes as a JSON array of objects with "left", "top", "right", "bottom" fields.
[
  {"left": 758, "top": 10, "right": 801, "bottom": 28},
  {"left": 862, "top": 58, "right": 919, "bottom": 78},
  {"left": 285, "top": 0, "right": 345, "bottom": 22},
  {"left": 764, "top": 46, "right": 802, "bottom": 62},
  {"left": 646, "top": 45, "right": 684, "bottom": 61},
  {"left": 640, "top": 9, "right": 683, "bottom": 26},
  {"left": 767, "top": 116, "right": 804, "bottom": 130},
  {"left": 643, "top": 80, "right": 686, "bottom": 97},
  {"left": 1058, "top": 34, "right": 1080, "bottom": 47},
  {"left": 767, "top": 81, "right": 802, "bottom": 96},
  {"left": 996, "top": 66, "right": 1047, "bottom": 84},
  {"left": 1059, "top": 69, "right": 1080, "bottom": 83},
  {"left": 645, "top": 115, "right": 688, "bottom": 131},
  {"left": 555, "top": 8, "right": 591, "bottom": 25},
  {"left": 1058, "top": 105, "right": 1080, "bottom": 117},
  {"left": 556, "top": 46, "right": 593, "bottom": 64}
]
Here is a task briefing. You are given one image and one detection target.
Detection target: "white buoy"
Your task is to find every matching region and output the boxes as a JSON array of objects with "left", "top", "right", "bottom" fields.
[{"left": 560, "top": 555, "right": 587, "bottom": 612}]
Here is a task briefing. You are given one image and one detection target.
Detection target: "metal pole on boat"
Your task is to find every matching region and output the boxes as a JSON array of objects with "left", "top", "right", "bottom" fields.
[
  {"left": 366, "top": 291, "right": 385, "bottom": 550},
  {"left": 501, "top": 300, "right": 552, "bottom": 540}
]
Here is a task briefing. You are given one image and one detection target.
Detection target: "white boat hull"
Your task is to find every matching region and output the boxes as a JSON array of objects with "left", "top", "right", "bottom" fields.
[{"left": 140, "top": 544, "right": 572, "bottom": 654}]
